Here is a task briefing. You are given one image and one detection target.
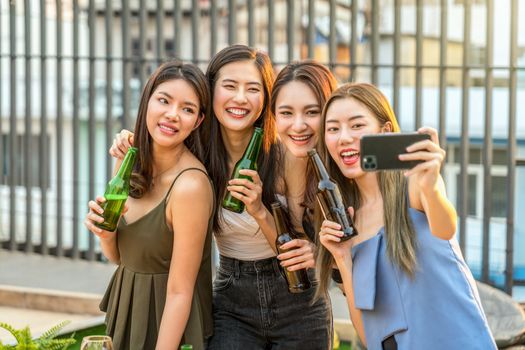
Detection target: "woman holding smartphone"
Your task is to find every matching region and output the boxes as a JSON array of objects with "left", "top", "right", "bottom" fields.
[{"left": 316, "top": 82, "right": 496, "bottom": 350}]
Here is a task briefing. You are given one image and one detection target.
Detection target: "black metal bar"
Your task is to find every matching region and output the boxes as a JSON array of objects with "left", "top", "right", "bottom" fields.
[
  {"left": 438, "top": 0, "right": 448, "bottom": 151},
  {"left": 9, "top": 0, "right": 17, "bottom": 252},
  {"left": 156, "top": 0, "right": 165, "bottom": 63},
  {"left": 505, "top": 0, "right": 518, "bottom": 296},
  {"left": 371, "top": 0, "right": 379, "bottom": 84},
  {"left": 228, "top": 0, "right": 237, "bottom": 45},
  {"left": 415, "top": 0, "right": 422, "bottom": 129},
  {"left": 139, "top": 0, "right": 147, "bottom": 87},
  {"left": 481, "top": 0, "right": 494, "bottom": 284},
  {"left": 72, "top": 0, "right": 80, "bottom": 259},
  {"left": 56, "top": 0, "right": 64, "bottom": 257},
  {"left": 307, "top": 0, "right": 315, "bottom": 59},
  {"left": 88, "top": 0, "right": 96, "bottom": 261},
  {"left": 210, "top": 0, "right": 217, "bottom": 55},
  {"left": 192, "top": 0, "right": 200, "bottom": 63},
  {"left": 248, "top": 0, "right": 255, "bottom": 47},
  {"left": 287, "top": 0, "right": 295, "bottom": 62},
  {"left": 106, "top": 0, "right": 114, "bottom": 183},
  {"left": 350, "top": 0, "right": 357, "bottom": 82},
  {"left": 121, "top": 0, "right": 131, "bottom": 130},
  {"left": 329, "top": 0, "right": 336, "bottom": 69},
  {"left": 268, "top": 0, "right": 274, "bottom": 60},
  {"left": 174, "top": 0, "right": 182, "bottom": 56},
  {"left": 39, "top": 0, "right": 49, "bottom": 256},
  {"left": 393, "top": 0, "right": 400, "bottom": 118},
  {"left": 24, "top": 0, "right": 33, "bottom": 253},
  {"left": 459, "top": 0, "right": 471, "bottom": 257},
  {"left": 517, "top": 159, "right": 525, "bottom": 167}
]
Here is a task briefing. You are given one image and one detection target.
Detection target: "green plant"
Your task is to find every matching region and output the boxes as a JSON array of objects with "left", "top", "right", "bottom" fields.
[{"left": 0, "top": 320, "right": 76, "bottom": 350}]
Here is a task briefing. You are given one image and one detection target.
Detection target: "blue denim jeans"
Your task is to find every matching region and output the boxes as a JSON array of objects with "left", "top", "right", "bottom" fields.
[{"left": 207, "top": 255, "right": 333, "bottom": 350}]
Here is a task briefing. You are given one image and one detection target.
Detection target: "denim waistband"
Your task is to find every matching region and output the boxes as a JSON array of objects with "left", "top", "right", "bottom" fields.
[{"left": 219, "top": 255, "right": 281, "bottom": 276}]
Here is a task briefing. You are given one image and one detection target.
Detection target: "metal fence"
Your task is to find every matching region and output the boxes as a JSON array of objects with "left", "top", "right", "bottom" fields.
[{"left": 0, "top": 0, "right": 523, "bottom": 295}]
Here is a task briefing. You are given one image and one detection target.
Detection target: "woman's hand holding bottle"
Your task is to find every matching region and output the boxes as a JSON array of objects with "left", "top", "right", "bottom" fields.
[
  {"left": 226, "top": 169, "right": 266, "bottom": 219},
  {"left": 319, "top": 207, "right": 355, "bottom": 263},
  {"left": 277, "top": 239, "right": 316, "bottom": 271},
  {"left": 109, "top": 129, "right": 134, "bottom": 160}
]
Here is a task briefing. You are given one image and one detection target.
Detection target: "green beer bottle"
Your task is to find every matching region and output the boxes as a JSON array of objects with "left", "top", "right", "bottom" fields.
[
  {"left": 222, "top": 127, "right": 263, "bottom": 213},
  {"left": 95, "top": 146, "right": 138, "bottom": 231},
  {"left": 271, "top": 202, "right": 311, "bottom": 293}
]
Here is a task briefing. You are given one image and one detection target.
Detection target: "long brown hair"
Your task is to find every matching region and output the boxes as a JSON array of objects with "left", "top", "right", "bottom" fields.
[
  {"left": 200, "top": 44, "right": 279, "bottom": 234},
  {"left": 316, "top": 83, "right": 417, "bottom": 298},
  {"left": 130, "top": 60, "right": 210, "bottom": 198},
  {"left": 270, "top": 60, "right": 337, "bottom": 240}
]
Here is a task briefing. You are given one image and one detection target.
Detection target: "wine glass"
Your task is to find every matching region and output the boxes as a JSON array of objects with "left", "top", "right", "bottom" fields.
[{"left": 80, "top": 335, "right": 114, "bottom": 350}]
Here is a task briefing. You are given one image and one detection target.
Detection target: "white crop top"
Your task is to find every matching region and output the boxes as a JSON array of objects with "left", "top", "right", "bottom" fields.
[{"left": 214, "top": 207, "right": 277, "bottom": 261}]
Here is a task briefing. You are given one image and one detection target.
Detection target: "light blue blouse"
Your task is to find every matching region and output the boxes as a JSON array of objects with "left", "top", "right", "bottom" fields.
[{"left": 351, "top": 207, "right": 497, "bottom": 350}]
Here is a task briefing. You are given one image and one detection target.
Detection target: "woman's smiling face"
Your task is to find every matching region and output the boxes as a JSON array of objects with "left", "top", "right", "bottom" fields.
[
  {"left": 275, "top": 81, "right": 322, "bottom": 158},
  {"left": 212, "top": 60, "right": 264, "bottom": 132},
  {"left": 324, "top": 97, "right": 385, "bottom": 179}
]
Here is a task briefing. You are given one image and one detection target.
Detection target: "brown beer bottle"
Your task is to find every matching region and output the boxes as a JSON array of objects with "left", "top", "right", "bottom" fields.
[
  {"left": 308, "top": 148, "right": 358, "bottom": 241},
  {"left": 271, "top": 202, "right": 311, "bottom": 293}
]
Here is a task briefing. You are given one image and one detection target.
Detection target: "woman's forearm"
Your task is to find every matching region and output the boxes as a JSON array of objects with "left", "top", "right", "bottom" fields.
[
  {"left": 253, "top": 206, "right": 279, "bottom": 252},
  {"left": 99, "top": 235, "right": 120, "bottom": 264},
  {"left": 156, "top": 293, "right": 193, "bottom": 350}
]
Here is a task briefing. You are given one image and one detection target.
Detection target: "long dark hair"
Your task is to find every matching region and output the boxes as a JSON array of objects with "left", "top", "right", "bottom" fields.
[
  {"left": 130, "top": 60, "right": 210, "bottom": 198},
  {"left": 270, "top": 60, "right": 337, "bottom": 240},
  {"left": 315, "top": 83, "right": 417, "bottom": 299},
  {"left": 200, "top": 44, "right": 279, "bottom": 234}
]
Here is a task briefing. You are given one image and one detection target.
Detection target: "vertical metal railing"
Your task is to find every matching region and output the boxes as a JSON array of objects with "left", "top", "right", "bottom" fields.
[
  {"left": 505, "top": 0, "right": 518, "bottom": 295},
  {"left": 438, "top": 0, "right": 448, "bottom": 151},
  {"left": 0, "top": 0, "right": 522, "bottom": 295},
  {"left": 392, "top": 0, "right": 400, "bottom": 118},
  {"left": 55, "top": 0, "right": 64, "bottom": 258},
  {"left": 414, "top": 0, "right": 422, "bottom": 129},
  {"left": 458, "top": 0, "right": 471, "bottom": 256},
  {"left": 39, "top": 0, "right": 49, "bottom": 256},
  {"left": 72, "top": 0, "right": 80, "bottom": 260},
  {"left": 24, "top": 0, "right": 32, "bottom": 254},
  {"left": 481, "top": 0, "right": 494, "bottom": 284},
  {"left": 87, "top": 0, "right": 96, "bottom": 261},
  {"left": 9, "top": 0, "right": 17, "bottom": 252}
]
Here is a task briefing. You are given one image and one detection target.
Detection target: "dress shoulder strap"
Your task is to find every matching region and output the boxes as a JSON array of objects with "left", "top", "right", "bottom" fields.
[{"left": 164, "top": 167, "right": 210, "bottom": 203}]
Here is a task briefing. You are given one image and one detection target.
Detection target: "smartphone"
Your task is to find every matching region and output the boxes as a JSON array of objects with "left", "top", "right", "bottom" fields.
[{"left": 360, "top": 133, "right": 431, "bottom": 171}]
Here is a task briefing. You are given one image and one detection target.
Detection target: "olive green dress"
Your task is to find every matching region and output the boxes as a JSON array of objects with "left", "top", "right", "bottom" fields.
[{"left": 100, "top": 168, "right": 213, "bottom": 350}]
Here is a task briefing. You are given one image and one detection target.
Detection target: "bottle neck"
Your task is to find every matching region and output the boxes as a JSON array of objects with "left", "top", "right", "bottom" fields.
[
  {"left": 116, "top": 148, "right": 138, "bottom": 180},
  {"left": 309, "top": 151, "right": 330, "bottom": 181},
  {"left": 243, "top": 129, "right": 263, "bottom": 162},
  {"left": 271, "top": 205, "right": 288, "bottom": 235}
]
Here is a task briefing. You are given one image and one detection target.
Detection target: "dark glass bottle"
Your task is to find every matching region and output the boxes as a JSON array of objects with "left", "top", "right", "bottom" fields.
[
  {"left": 308, "top": 148, "right": 358, "bottom": 241},
  {"left": 222, "top": 127, "right": 264, "bottom": 213},
  {"left": 271, "top": 202, "right": 311, "bottom": 293},
  {"left": 95, "top": 147, "right": 138, "bottom": 231}
]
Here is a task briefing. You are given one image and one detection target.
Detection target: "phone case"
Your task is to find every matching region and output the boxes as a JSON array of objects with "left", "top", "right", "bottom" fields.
[{"left": 360, "top": 133, "right": 431, "bottom": 171}]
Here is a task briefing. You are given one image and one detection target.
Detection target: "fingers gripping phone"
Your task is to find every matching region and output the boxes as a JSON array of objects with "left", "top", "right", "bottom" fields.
[{"left": 360, "top": 133, "right": 431, "bottom": 171}]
